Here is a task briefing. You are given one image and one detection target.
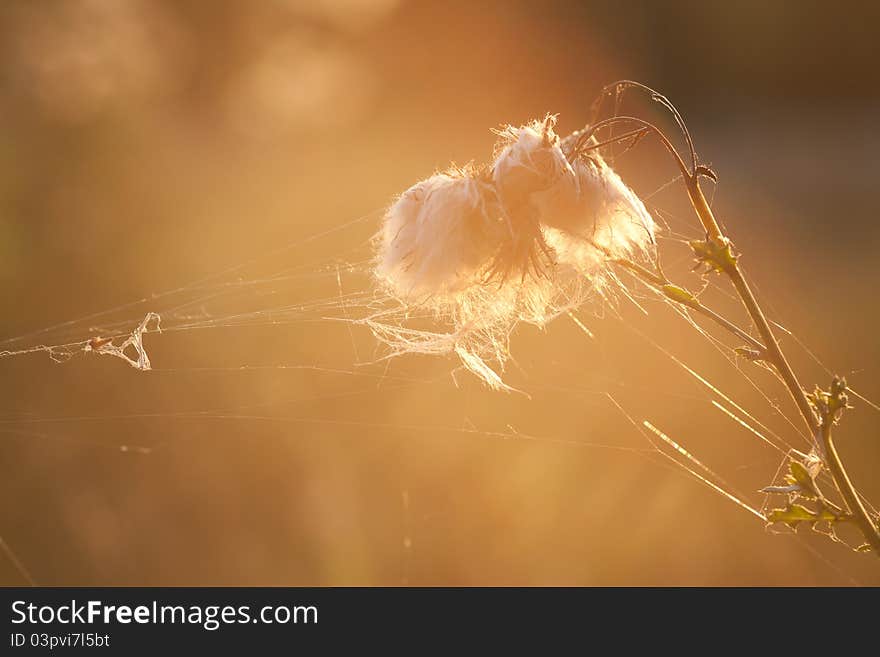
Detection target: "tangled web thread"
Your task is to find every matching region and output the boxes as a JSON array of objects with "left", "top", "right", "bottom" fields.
[{"left": 83, "top": 312, "right": 161, "bottom": 371}]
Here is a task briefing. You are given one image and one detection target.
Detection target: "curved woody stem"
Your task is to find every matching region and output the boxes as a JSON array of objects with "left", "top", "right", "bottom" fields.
[
  {"left": 683, "top": 138, "right": 880, "bottom": 556},
  {"left": 579, "top": 80, "right": 880, "bottom": 554}
]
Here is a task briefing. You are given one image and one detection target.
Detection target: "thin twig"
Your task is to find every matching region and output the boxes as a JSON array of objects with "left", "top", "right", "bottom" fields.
[
  {"left": 590, "top": 80, "right": 880, "bottom": 555},
  {"left": 609, "top": 257, "right": 765, "bottom": 353},
  {"left": 822, "top": 413, "right": 880, "bottom": 553},
  {"left": 685, "top": 179, "right": 821, "bottom": 445},
  {"left": 683, "top": 142, "right": 880, "bottom": 557}
]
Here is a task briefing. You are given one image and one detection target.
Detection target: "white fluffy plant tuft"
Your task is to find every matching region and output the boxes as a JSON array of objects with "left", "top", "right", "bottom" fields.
[
  {"left": 371, "top": 114, "right": 656, "bottom": 390},
  {"left": 376, "top": 166, "right": 502, "bottom": 300}
]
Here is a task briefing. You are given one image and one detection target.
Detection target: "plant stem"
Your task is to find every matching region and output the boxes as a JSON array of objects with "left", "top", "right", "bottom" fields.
[
  {"left": 684, "top": 297, "right": 765, "bottom": 353},
  {"left": 686, "top": 180, "right": 821, "bottom": 443},
  {"left": 610, "top": 258, "right": 765, "bottom": 353},
  {"left": 822, "top": 420, "right": 880, "bottom": 553},
  {"left": 726, "top": 270, "right": 821, "bottom": 439},
  {"left": 577, "top": 79, "right": 879, "bottom": 555},
  {"left": 685, "top": 177, "right": 880, "bottom": 555}
]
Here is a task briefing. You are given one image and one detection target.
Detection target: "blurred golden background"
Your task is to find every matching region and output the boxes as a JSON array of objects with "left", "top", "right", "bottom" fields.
[{"left": 1, "top": 0, "right": 879, "bottom": 585}]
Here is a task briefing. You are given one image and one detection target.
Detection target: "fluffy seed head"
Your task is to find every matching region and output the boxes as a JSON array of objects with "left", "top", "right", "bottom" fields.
[
  {"left": 376, "top": 168, "right": 502, "bottom": 300},
  {"left": 535, "top": 154, "right": 655, "bottom": 272},
  {"left": 488, "top": 115, "right": 579, "bottom": 279},
  {"left": 491, "top": 114, "right": 576, "bottom": 210},
  {"left": 370, "top": 115, "right": 658, "bottom": 391}
]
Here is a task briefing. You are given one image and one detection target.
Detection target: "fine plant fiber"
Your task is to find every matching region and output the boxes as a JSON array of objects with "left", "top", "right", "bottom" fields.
[
  {"left": 371, "top": 114, "right": 657, "bottom": 390},
  {"left": 2, "top": 80, "right": 878, "bottom": 582}
]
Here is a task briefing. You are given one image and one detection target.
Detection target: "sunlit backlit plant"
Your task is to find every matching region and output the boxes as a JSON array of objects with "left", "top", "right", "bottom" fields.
[{"left": 371, "top": 80, "right": 880, "bottom": 557}]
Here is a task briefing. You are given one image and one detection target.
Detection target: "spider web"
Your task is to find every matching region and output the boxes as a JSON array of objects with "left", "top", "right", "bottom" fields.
[{"left": 0, "top": 167, "right": 876, "bottom": 586}]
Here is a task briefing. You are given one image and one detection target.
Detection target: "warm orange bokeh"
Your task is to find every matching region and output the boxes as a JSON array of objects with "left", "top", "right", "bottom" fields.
[{"left": 1, "top": 0, "right": 878, "bottom": 585}]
